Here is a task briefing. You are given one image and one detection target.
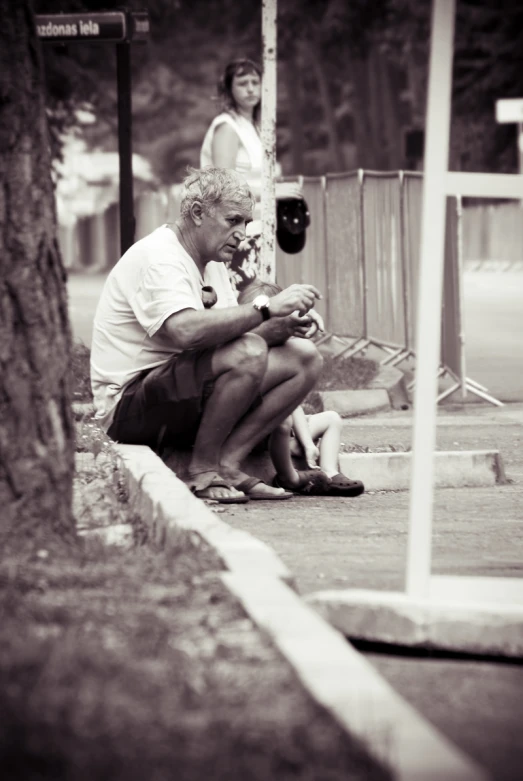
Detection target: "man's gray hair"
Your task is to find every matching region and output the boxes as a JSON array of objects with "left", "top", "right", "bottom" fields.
[{"left": 179, "top": 166, "right": 255, "bottom": 219}]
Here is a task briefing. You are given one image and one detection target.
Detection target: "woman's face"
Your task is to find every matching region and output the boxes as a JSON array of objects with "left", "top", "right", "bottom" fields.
[{"left": 231, "top": 69, "right": 261, "bottom": 113}]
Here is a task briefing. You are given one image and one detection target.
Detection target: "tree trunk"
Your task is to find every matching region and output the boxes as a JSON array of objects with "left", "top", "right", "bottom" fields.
[
  {"left": 304, "top": 33, "right": 346, "bottom": 171},
  {"left": 283, "top": 54, "right": 305, "bottom": 173},
  {"left": 0, "top": 0, "right": 75, "bottom": 548},
  {"left": 346, "top": 53, "right": 381, "bottom": 169}
]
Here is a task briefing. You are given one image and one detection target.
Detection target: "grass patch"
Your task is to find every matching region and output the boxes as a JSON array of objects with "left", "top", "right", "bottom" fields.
[
  {"left": 316, "top": 355, "right": 379, "bottom": 391},
  {"left": 0, "top": 445, "right": 393, "bottom": 781},
  {"left": 70, "top": 342, "right": 93, "bottom": 403}
]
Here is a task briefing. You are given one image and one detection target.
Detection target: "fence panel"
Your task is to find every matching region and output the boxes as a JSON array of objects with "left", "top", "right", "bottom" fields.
[
  {"left": 441, "top": 197, "right": 462, "bottom": 378},
  {"left": 402, "top": 173, "right": 423, "bottom": 351},
  {"left": 135, "top": 191, "right": 169, "bottom": 241},
  {"left": 324, "top": 172, "right": 364, "bottom": 337},
  {"left": 462, "top": 202, "right": 523, "bottom": 266},
  {"left": 275, "top": 177, "right": 328, "bottom": 325},
  {"left": 58, "top": 223, "right": 78, "bottom": 269},
  {"left": 362, "top": 172, "right": 406, "bottom": 348},
  {"left": 103, "top": 203, "right": 121, "bottom": 269},
  {"left": 76, "top": 212, "right": 111, "bottom": 271}
]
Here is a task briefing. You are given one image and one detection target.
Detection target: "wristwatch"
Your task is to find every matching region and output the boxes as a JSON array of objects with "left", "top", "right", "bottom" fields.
[{"left": 252, "top": 294, "right": 271, "bottom": 321}]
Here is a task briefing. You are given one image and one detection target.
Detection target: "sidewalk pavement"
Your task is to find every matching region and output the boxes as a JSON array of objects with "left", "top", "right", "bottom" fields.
[
  {"left": 100, "top": 397, "right": 523, "bottom": 781},
  {"left": 218, "top": 401, "right": 523, "bottom": 596},
  {"left": 215, "top": 400, "right": 523, "bottom": 781}
]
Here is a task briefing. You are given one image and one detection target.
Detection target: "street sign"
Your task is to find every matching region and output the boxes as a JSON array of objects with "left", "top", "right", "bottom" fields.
[
  {"left": 36, "top": 12, "right": 127, "bottom": 43},
  {"left": 495, "top": 98, "right": 523, "bottom": 124},
  {"left": 36, "top": 10, "right": 150, "bottom": 255},
  {"left": 129, "top": 10, "right": 150, "bottom": 41}
]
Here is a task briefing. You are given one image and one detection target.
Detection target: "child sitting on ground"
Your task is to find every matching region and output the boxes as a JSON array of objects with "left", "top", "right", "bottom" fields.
[{"left": 238, "top": 281, "right": 364, "bottom": 497}]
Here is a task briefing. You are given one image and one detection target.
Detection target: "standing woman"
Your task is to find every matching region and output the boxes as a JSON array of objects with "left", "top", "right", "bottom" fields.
[{"left": 200, "top": 58, "right": 302, "bottom": 295}]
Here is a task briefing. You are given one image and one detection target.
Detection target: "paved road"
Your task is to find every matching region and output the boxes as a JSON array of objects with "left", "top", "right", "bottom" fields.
[
  {"left": 66, "top": 268, "right": 523, "bottom": 403},
  {"left": 219, "top": 405, "right": 523, "bottom": 781},
  {"left": 463, "top": 270, "right": 523, "bottom": 403}
]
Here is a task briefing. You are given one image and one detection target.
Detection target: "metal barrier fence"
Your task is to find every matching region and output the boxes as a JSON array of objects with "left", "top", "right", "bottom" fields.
[
  {"left": 276, "top": 171, "right": 462, "bottom": 395},
  {"left": 461, "top": 201, "right": 523, "bottom": 269}
]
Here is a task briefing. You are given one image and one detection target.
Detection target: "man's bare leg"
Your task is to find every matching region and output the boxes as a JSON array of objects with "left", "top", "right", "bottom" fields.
[
  {"left": 188, "top": 333, "right": 268, "bottom": 498},
  {"left": 219, "top": 338, "right": 323, "bottom": 492}
]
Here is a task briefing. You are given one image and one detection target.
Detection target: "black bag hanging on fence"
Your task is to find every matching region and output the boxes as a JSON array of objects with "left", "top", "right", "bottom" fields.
[{"left": 276, "top": 198, "right": 310, "bottom": 254}]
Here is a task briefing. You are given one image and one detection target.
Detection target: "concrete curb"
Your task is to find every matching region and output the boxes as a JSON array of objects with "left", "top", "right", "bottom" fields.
[
  {"left": 318, "top": 365, "right": 410, "bottom": 418},
  {"left": 112, "top": 443, "right": 294, "bottom": 585},
  {"left": 224, "top": 573, "right": 488, "bottom": 781},
  {"left": 320, "top": 388, "right": 391, "bottom": 417},
  {"left": 339, "top": 449, "right": 506, "bottom": 491},
  {"left": 163, "top": 448, "right": 506, "bottom": 493},
  {"left": 306, "top": 586, "right": 523, "bottom": 659}
]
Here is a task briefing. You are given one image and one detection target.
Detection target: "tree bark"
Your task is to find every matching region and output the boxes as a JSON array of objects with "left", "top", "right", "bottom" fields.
[
  {"left": 304, "top": 32, "right": 346, "bottom": 171},
  {"left": 283, "top": 54, "right": 305, "bottom": 173},
  {"left": 0, "top": 0, "right": 75, "bottom": 548}
]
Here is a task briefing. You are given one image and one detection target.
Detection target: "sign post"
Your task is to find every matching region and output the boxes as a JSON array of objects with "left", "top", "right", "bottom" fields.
[
  {"left": 36, "top": 11, "right": 150, "bottom": 255},
  {"left": 405, "top": 0, "right": 456, "bottom": 598}
]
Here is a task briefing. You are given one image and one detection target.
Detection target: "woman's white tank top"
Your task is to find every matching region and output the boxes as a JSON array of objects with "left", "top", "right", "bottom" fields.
[{"left": 200, "top": 112, "right": 263, "bottom": 233}]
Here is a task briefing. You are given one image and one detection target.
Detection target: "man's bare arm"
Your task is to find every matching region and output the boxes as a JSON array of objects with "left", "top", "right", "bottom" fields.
[
  {"left": 160, "top": 283, "right": 322, "bottom": 351},
  {"left": 160, "top": 304, "right": 263, "bottom": 351}
]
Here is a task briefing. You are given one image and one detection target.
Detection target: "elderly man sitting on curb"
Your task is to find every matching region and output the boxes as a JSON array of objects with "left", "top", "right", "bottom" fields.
[{"left": 90, "top": 166, "right": 324, "bottom": 503}]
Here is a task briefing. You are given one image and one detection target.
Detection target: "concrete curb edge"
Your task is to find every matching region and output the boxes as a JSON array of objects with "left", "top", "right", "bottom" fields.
[
  {"left": 224, "top": 573, "right": 489, "bottom": 781},
  {"left": 112, "top": 443, "right": 294, "bottom": 585},
  {"left": 306, "top": 587, "right": 523, "bottom": 659}
]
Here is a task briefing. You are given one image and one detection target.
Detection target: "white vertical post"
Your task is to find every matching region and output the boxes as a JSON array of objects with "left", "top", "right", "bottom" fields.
[
  {"left": 406, "top": 0, "right": 456, "bottom": 597},
  {"left": 261, "top": 0, "right": 277, "bottom": 283},
  {"left": 518, "top": 123, "right": 523, "bottom": 176}
]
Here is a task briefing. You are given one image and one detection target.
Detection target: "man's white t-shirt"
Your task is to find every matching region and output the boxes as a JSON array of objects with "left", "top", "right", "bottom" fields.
[{"left": 90, "top": 225, "right": 237, "bottom": 430}]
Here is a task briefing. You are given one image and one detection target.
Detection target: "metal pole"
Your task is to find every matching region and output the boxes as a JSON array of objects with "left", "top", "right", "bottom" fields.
[
  {"left": 406, "top": 0, "right": 456, "bottom": 598},
  {"left": 518, "top": 123, "right": 523, "bottom": 208},
  {"left": 116, "top": 40, "right": 135, "bottom": 255},
  {"left": 261, "top": 0, "right": 277, "bottom": 282}
]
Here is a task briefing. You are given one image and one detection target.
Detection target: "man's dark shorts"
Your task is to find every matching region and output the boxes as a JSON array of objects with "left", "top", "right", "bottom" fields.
[{"left": 107, "top": 348, "right": 216, "bottom": 453}]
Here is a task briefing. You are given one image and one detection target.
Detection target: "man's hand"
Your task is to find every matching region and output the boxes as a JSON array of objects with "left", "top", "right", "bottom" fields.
[
  {"left": 270, "top": 284, "right": 322, "bottom": 318},
  {"left": 286, "top": 308, "right": 325, "bottom": 339},
  {"left": 255, "top": 314, "right": 304, "bottom": 346}
]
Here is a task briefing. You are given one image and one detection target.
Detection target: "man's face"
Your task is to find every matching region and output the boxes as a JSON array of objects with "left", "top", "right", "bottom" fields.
[{"left": 198, "top": 200, "right": 252, "bottom": 263}]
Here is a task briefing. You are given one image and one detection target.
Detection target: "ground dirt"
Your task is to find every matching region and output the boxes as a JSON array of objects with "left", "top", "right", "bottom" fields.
[{"left": 0, "top": 428, "right": 392, "bottom": 781}]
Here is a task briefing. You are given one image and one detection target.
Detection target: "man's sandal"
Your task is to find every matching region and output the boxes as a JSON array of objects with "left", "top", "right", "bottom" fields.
[
  {"left": 234, "top": 476, "right": 293, "bottom": 500},
  {"left": 190, "top": 472, "right": 250, "bottom": 504}
]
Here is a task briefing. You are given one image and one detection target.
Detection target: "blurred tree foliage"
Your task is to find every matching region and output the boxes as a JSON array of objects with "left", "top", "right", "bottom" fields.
[{"left": 34, "top": 0, "right": 523, "bottom": 183}]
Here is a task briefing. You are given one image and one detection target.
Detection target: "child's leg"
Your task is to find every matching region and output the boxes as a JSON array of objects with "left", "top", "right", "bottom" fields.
[
  {"left": 307, "top": 410, "right": 343, "bottom": 478},
  {"left": 268, "top": 416, "right": 300, "bottom": 485}
]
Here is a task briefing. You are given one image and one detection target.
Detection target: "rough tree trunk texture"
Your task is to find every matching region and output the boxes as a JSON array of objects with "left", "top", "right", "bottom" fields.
[
  {"left": 0, "top": 0, "right": 75, "bottom": 546},
  {"left": 283, "top": 55, "right": 305, "bottom": 174},
  {"left": 347, "top": 54, "right": 381, "bottom": 169},
  {"left": 304, "top": 34, "right": 347, "bottom": 172}
]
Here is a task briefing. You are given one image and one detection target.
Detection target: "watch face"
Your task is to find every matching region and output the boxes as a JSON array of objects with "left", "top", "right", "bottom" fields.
[{"left": 252, "top": 294, "right": 270, "bottom": 320}]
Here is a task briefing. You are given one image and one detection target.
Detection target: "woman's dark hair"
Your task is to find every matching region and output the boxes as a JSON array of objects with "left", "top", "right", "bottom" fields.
[{"left": 218, "top": 58, "right": 262, "bottom": 125}]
